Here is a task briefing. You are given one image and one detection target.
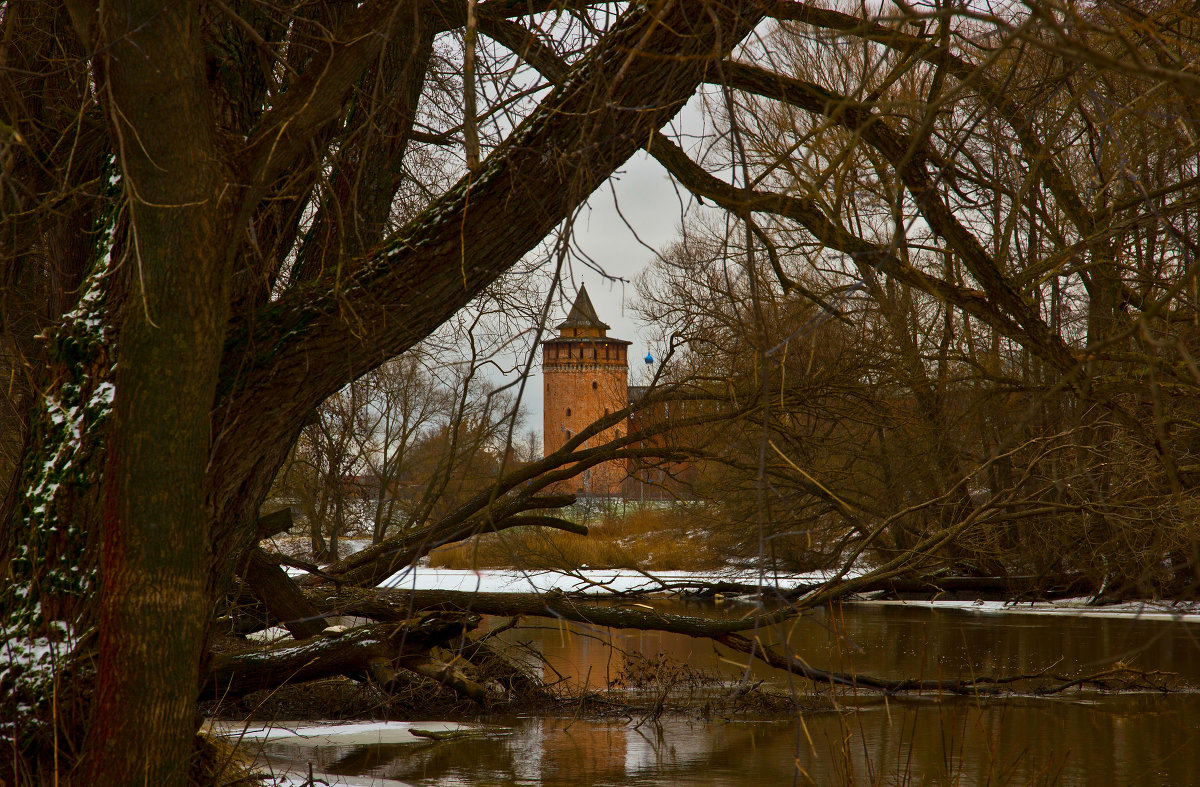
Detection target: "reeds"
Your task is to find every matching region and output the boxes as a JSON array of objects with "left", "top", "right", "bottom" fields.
[{"left": 428, "top": 506, "right": 738, "bottom": 571}]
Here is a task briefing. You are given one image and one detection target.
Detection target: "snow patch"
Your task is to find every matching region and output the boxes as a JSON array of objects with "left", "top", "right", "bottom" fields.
[
  {"left": 208, "top": 719, "right": 467, "bottom": 745},
  {"left": 378, "top": 566, "right": 849, "bottom": 595},
  {"left": 867, "top": 598, "right": 1200, "bottom": 622}
]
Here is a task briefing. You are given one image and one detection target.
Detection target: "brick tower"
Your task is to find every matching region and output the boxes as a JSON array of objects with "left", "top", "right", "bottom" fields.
[{"left": 543, "top": 285, "right": 630, "bottom": 497}]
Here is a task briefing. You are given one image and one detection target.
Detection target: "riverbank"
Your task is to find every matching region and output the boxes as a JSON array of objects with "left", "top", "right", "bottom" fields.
[
  {"left": 212, "top": 565, "right": 1200, "bottom": 785},
  {"left": 211, "top": 596, "right": 1200, "bottom": 786}
]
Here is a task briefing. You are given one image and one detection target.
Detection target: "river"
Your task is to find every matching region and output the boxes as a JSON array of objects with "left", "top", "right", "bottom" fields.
[{"left": 222, "top": 599, "right": 1200, "bottom": 786}]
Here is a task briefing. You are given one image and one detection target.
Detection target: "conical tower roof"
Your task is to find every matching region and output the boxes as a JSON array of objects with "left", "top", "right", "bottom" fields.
[{"left": 555, "top": 284, "right": 610, "bottom": 331}]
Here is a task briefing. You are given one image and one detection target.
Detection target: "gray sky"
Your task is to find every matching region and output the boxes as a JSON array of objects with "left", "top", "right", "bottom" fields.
[{"left": 519, "top": 149, "right": 687, "bottom": 443}]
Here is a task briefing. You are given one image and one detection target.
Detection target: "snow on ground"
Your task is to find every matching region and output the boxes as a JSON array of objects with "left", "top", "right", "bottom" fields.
[
  {"left": 340, "top": 538, "right": 373, "bottom": 557},
  {"left": 207, "top": 719, "right": 465, "bottom": 745},
  {"left": 377, "top": 566, "right": 1200, "bottom": 622},
  {"left": 377, "top": 566, "right": 851, "bottom": 595},
  {"left": 867, "top": 597, "right": 1200, "bottom": 622},
  {"left": 207, "top": 721, "right": 474, "bottom": 787},
  {"left": 245, "top": 625, "right": 291, "bottom": 644}
]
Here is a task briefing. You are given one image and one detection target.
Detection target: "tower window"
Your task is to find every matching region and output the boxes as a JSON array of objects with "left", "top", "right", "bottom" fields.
[
  {"left": 592, "top": 381, "right": 598, "bottom": 390},
  {"left": 566, "top": 408, "right": 572, "bottom": 417}
]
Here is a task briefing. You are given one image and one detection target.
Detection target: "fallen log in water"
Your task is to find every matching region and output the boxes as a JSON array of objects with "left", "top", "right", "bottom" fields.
[
  {"left": 409, "top": 727, "right": 513, "bottom": 741},
  {"left": 296, "top": 586, "right": 1186, "bottom": 698},
  {"left": 203, "top": 614, "right": 477, "bottom": 700},
  {"left": 302, "top": 586, "right": 796, "bottom": 637}
]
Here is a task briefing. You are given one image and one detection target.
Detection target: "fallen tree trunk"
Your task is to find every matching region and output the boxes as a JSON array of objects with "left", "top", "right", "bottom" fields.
[
  {"left": 713, "top": 633, "right": 1183, "bottom": 696},
  {"left": 296, "top": 587, "right": 1184, "bottom": 698},
  {"left": 240, "top": 547, "right": 328, "bottom": 639},
  {"left": 205, "top": 583, "right": 1186, "bottom": 709},
  {"left": 302, "top": 587, "right": 796, "bottom": 637},
  {"left": 203, "top": 614, "right": 477, "bottom": 700},
  {"left": 713, "top": 633, "right": 1047, "bottom": 695}
]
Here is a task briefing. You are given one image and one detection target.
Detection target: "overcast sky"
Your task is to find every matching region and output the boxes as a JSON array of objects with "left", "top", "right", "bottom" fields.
[{"left": 516, "top": 148, "right": 691, "bottom": 444}]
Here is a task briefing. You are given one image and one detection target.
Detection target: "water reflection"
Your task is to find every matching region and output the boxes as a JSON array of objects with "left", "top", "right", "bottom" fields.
[
  {"left": 488, "top": 601, "right": 1200, "bottom": 689},
  {"left": 257, "top": 698, "right": 1200, "bottom": 786},
  {"left": 250, "top": 603, "right": 1200, "bottom": 786}
]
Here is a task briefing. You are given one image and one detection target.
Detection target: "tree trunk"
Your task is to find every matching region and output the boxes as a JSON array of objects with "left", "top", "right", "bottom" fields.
[
  {"left": 241, "top": 547, "right": 329, "bottom": 639},
  {"left": 84, "top": 3, "right": 234, "bottom": 784}
]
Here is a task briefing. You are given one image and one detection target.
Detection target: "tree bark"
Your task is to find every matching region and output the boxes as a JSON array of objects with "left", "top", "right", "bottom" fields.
[
  {"left": 241, "top": 548, "right": 329, "bottom": 640},
  {"left": 85, "top": 1, "right": 235, "bottom": 783},
  {"left": 303, "top": 587, "right": 795, "bottom": 637}
]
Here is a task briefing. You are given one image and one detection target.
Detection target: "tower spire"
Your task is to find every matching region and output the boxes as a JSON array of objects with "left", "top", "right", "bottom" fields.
[{"left": 556, "top": 284, "right": 610, "bottom": 332}]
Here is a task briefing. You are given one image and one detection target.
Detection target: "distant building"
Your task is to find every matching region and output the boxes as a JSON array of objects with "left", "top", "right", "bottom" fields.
[
  {"left": 542, "top": 285, "right": 631, "bottom": 497},
  {"left": 542, "top": 287, "right": 691, "bottom": 500}
]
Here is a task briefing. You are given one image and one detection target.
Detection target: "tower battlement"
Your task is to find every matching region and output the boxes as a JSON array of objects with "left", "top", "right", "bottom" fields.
[{"left": 542, "top": 285, "right": 631, "bottom": 497}]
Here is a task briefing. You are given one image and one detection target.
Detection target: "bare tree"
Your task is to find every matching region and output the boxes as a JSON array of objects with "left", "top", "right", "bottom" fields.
[
  {"left": 0, "top": 2, "right": 767, "bottom": 780},
  {"left": 298, "top": 384, "right": 366, "bottom": 562},
  {"left": 353, "top": 352, "right": 449, "bottom": 544},
  {"left": 3, "top": 1, "right": 1199, "bottom": 782},
  {"left": 634, "top": 1, "right": 1200, "bottom": 593}
]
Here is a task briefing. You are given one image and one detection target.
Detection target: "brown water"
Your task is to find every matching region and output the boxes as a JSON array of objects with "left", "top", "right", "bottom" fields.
[
  {"left": 491, "top": 600, "right": 1200, "bottom": 689},
  {"left": 253, "top": 602, "right": 1200, "bottom": 786}
]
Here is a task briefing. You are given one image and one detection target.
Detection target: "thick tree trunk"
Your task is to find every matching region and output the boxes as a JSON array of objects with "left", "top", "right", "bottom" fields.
[{"left": 84, "top": 2, "right": 234, "bottom": 784}]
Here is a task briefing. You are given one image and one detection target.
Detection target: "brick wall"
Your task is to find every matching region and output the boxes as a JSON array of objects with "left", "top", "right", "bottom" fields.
[{"left": 543, "top": 339, "right": 629, "bottom": 496}]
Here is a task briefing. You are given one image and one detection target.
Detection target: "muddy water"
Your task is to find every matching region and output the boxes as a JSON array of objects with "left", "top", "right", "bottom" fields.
[
  {"left": 490, "top": 600, "right": 1200, "bottom": 689},
  {"left": 254, "top": 602, "right": 1200, "bottom": 786}
]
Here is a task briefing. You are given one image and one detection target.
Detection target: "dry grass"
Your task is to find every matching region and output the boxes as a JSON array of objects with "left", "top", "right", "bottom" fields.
[
  {"left": 428, "top": 506, "right": 738, "bottom": 571},
  {"left": 190, "top": 731, "right": 263, "bottom": 786}
]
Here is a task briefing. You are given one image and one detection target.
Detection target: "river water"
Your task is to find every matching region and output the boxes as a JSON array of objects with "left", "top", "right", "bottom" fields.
[{"left": 237, "top": 600, "right": 1200, "bottom": 786}]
